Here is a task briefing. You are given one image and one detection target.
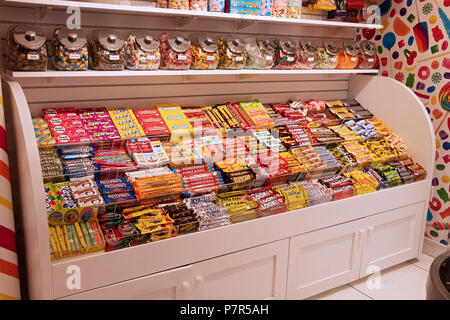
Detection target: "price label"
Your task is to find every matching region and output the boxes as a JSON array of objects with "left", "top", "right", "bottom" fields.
[
  {"left": 368, "top": 58, "right": 374, "bottom": 62},
  {"left": 27, "top": 54, "right": 40, "bottom": 60},
  {"left": 265, "top": 55, "right": 273, "bottom": 61},
  {"left": 69, "top": 53, "right": 81, "bottom": 60},
  {"left": 307, "top": 57, "right": 315, "bottom": 62},
  {"left": 351, "top": 57, "right": 357, "bottom": 61},
  {"left": 109, "top": 55, "right": 120, "bottom": 61},
  {"left": 287, "top": 56, "right": 294, "bottom": 62},
  {"left": 146, "top": 55, "right": 156, "bottom": 60},
  {"left": 235, "top": 56, "right": 244, "bottom": 61},
  {"left": 206, "top": 55, "right": 215, "bottom": 61},
  {"left": 178, "top": 54, "right": 187, "bottom": 60}
]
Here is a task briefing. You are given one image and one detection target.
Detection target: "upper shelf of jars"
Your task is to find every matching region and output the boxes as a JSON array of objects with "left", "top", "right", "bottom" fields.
[{"left": 3, "top": 0, "right": 383, "bottom": 29}]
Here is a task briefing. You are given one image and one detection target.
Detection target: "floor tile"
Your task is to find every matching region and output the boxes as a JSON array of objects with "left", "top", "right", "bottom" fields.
[
  {"left": 350, "top": 262, "right": 428, "bottom": 300},
  {"left": 308, "top": 284, "right": 372, "bottom": 300},
  {"left": 408, "top": 254, "right": 434, "bottom": 272}
]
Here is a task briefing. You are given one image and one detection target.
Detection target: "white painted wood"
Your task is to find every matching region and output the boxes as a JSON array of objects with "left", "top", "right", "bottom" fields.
[
  {"left": 2, "top": 0, "right": 382, "bottom": 29},
  {"left": 359, "top": 202, "right": 425, "bottom": 278},
  {"left": 191, "top": 239, "right": 288, "bottom": 300},
  {"left": 286, "top": 219, "right": 364, "bottom": 300},
  {"left": 60, "top": 265, "right": 194, "bottom": 300}
]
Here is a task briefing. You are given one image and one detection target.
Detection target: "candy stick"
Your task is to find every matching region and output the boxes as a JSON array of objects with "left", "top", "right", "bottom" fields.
[
  {"left": 86, "top": 222, "right": 98, "bottom": 247},
  {"left": 80, "top": 222, "right": 92, "bottom": 248},
  {"left": 74, "top": 222, "right": 87, "bottom": 249}
]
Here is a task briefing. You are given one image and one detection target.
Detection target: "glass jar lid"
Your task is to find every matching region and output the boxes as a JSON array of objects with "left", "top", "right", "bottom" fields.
[
  {"left": 57, "top": 28, "right": 87, "bottom": 50},
  {"left": 323, "top": 39, "right": 338, "bottom": 56},
  {"left": 134, "top": 31, "right": 159, "bottom": 52},
  {"left": 167, "top": 33, "right": 191, "bottom": 53},
  {"left": 299, "top": 39, "right": 317, "bottom": 54},
  {"left": 198, "top": 34, "right": 218, "bottom": 53},
  {"left": 257, "top": 38, "right": 275, "bottom": 53},
  {"left": 227, "top": 37, "right": 245, "bottom": 54},
  {"left": 280, "top": 39, "right": 297, "bottom": 54},
  {"left": 343, "top": 40, "right": 360, "bottom": 56},
  {"left": 13, "top": 25, "right": 46, "bottom": 50},
  {"left": 97, "top": 30, "right": 125, "bottom": 51},
  {"left": 360, "top": 40, "right": 376, "bottom": 57}
]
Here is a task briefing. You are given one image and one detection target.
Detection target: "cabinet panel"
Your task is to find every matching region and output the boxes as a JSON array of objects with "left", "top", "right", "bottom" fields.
[
  {"left": 287, "top": 220, "right": 364, "bottom": 299},
  {"left": 360, "top": 202, "right": 425, "bottom": 278},
  {"left": 192, "top": 239, "right": 289, "bottom": 300},
  {"left": 60, "top": 266, "right": 193, "bottom": 300}
]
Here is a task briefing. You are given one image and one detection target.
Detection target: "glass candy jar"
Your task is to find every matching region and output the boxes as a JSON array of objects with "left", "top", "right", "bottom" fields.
[
  {"left": 336, "top": 40, "right": 359, "bottom": 69},
  {"left": 160, "top": 33, "right": 192, "bottom": 70},
  {"left": 357, "top": 40, "right": 377, "bottom": 69},
  {"left": 218, "top": 36, "right": 247, "bottom": 70},
  {"left": 125, "top": 31, "right": 160, "bottom": 70},
  {"left": 272, "top": 38, "right": 297, "bottom": 70},
  {"left": 53, "top": 28, "right": 88, "bottom": 71},
  {"left": 190, "top": 34, "right": 219, "bottom": 70},
  {"left": 314, "top": 39, "right": 338, "bottom": 69},
  {"left": 245, "top": 37, "right": 275, "bottom": 70},
  {"left": 89, "top": 30, "right": 125, "bottom": 71},
  {"left": 295, "top": 39, "right": 317, "bottom": 70}
]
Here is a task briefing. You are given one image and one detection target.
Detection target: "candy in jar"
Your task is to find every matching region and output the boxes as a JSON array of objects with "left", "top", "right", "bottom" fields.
[
  {"left": 272, "top": 38, "right": 297, "bottom": 70},
  {"left": 190, "top": 0, "right": 208, "bottom": 10},
  {"left": 169, "top": 0, "right": 189, "bottom": 9},
  {"left": 157, "top": 0, "right": 169, "bottom": 7},
  {"left": 357, "top": 40, "right": 377, "bottom": 69},
  {"left": 272, "top": 0, "right": 288, "bottom": 17},
  {"left": 7, "top": 24, "right": 48, "bottom": 71},
  {"left": 190, "top": 34, "right": 219, "bottom": 70},
  {"left": 208, "top": 0, "right": 225, "bottom": 12},
  {"left": 287, "top": 0, "right": 302, "bottom": 18},
  {"left": 295, "top": 39, "right": 317, "bottom": 70},
  {"left": 218, "top": 36, "right": 247, "bottom": 70},
  {"left": 160, "top": 33, "right": 192, "bottom": 70},
  {"left": 125, "top": 31, "right": 160, "bottom": 70},
  {"left": 336, "top": 40, "right": 359, "bottom": 69},
  {"left": 314, "top": 39, "right": 338, "bottom": 69},
  {"left": 244, "top": 37, "right": 275, "bottom": 70},
  {"left": 53, "top": 28, "right": 88, "bottom": 71},
  {"left": 89, "top": 30, "right": 125, "bottom": 71}
]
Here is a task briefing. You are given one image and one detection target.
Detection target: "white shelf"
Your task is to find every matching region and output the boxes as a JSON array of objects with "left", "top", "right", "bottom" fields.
[
  {"left": 3, "top": 0, "right": 383, "bottom": 29},
  {"left": 9, "top": 69, "right": 379, "bottom": 78}
]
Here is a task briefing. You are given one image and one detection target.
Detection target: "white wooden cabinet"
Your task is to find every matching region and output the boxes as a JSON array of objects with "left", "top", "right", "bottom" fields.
[
  {"left": 191, "top": 239, "right": 289, "bottom": 300},
  {"left": 359, "top": 202, "right": 425, "bottom": 278},
  {"left": 60, "top": 265, "right": 193, "bottom": 300},
  {"left": 286, "top": 219, "right": 364, "bottom": 299}
]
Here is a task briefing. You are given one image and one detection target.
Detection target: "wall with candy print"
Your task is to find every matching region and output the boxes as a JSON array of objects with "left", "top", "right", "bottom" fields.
[{"left": 358, "top": 0, "right": 449, "bottom": 246}]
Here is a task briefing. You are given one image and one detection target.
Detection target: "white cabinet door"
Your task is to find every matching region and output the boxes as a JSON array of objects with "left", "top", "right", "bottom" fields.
[
  {"left": 359, "top": 202, "right": 425, "bottom": 278},
  {"left": 287, "top": 219, "right": 364, "bottom": 300},
  {"left": 60, "top": 265, "right": 193, "bottom": 300},
  {"left": 192, "top": 239, "right": 289, "bottom": 300}
]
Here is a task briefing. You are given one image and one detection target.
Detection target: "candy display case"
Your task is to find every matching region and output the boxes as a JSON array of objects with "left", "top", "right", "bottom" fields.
[{"left": 0, "top": 1, "right": 434, "bottom": 301}]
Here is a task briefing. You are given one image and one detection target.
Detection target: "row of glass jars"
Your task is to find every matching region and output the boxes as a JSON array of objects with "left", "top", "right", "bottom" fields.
[{"left": 7, "top": 25, "right": 378, "bottom": 72}]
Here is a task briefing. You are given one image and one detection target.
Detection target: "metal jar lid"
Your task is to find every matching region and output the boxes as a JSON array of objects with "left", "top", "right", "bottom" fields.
[
  {"left": 57, "top": 28, "right": 87, "bottom": 50},
  {"left": 323, "top": 39, "right": 338, "bottom": 56},
  {"left": 360, "top": 40, "right": 376, "bottom": 57},
  {"left": 257, "top": 38, "right": 275, "bottom": 54},
  {"left": 13, "top": 25, "right": 46, "bottom": 50},
  {"left": 97, "top": 30, "right": 125, "bottom": 51},
  {"left": 279, "top": 39, "right": 297, "bottom": 55},
  {"left": 198, "top": 34, "right": 218, "bottom": 53},
  {"left": 299, "top": 39, "right": 317, "bottom": 54},
  {"left": 134, "top": 31, "right": 159, "bottom": 52},
  {"left": 227, "top": 37, "right": 245, "bottom": 54},
  {"left": 167, "top": 33, "right": 191, "bottom": 53},
  {"left": 343, "top": 40, "right": 360, "bottom": 56}
]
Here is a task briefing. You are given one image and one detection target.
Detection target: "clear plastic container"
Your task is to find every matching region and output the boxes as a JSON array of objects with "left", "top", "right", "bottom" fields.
[
  {"left": 169, "top": 0, "right": 189, "bottom": 9},
  {"left": 190, "top": 0, "right": 207, "bottom": 10},
  {"left": 295, "top": 39, "right": 317, "bottom": 70},
  {"left": 272, "top": 0, "right": 288, "bottom": 17},
  {"left": 314, "top": 39, "right": 338, "bottom": 69},
  {"left": 244, "top": 37, "right": 275, "bottom": 70},
  {"left": 357, "top": 40, "right": 377, "bottom": 69},
  {"left": 190, "top": 33, "right": 219, "bottom": 70},
  {"left": 125, "top": 31, "right": 160, "bottom": 71},
  {"left": 287, "top": 0, "right": 302, "bottom": 18},
  {"left": 53, "top": 28, "right": 88, "bottom": 71},
  {"left": 7, "top": 24, "right": 48, "bottom": 71},
  {"left": 157, "top": 0, "right": 169, "bottom": 7},
  {"left": 160, "top": 32, "right": 192, "bottom": 70},
  {"left": 272, "top": 38, "right": 297, "bottom": 70},
  {"left": 218, "top": 36, "right": 247, "bottom": 70},
  {"left": 336, "top": 40, "right": 359, "bottom": 69},
  {"left": 89, "top": 30, "right": 125, "bottom": 71}
]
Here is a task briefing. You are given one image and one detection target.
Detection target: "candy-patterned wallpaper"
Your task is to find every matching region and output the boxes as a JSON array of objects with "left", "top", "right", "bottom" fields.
[{"left": 358, "top": 0, "right": 449, "bottom": 246}]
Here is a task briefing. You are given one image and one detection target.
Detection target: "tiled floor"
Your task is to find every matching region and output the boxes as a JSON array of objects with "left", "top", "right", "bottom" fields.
[{"left": 309, "top": 254, "right": 435, "bottom": 300}]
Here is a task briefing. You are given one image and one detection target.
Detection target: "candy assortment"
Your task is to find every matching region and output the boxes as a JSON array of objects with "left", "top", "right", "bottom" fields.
[
  {"left": 53, "top": 28, "right": 88, "bottom": 71},
  {"left": 159, "top": 33, "right": 192, "bottom": 70},
  {"left": 125, "top": 32, "right": 161, "bottom": 71},
  {"left": 190, "top": 34, "right": 220, "bottom": 70},
  {"left": 245, "top": 37, "right": 275, "bottom": 70},
  {"left": 336, "top": 40, "right": 360, "bottom": 69},
  {"left": 89, "top": 30, "right": 126, "bottom": 71},
  {"left": 218, "top": 36, "right": 247, "bottom": 70},
  {"left": 37, "top": 99, "right": 426, "bottom": 259}
]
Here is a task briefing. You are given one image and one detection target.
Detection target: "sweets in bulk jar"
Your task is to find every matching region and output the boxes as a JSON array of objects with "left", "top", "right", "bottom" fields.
[
  {"left": 7, "top": 25, "right": 48, "bottom": 71},
  {"left": 125, "top": 31, "right": 160, "bottom": 70},
  {"left": 287, "top": 0, "right": 302, "bottom": 18},
  {"left": 357, "top": 40, "right": 377, "bottom": 69},
  {"left": 272, "top": 38, "right": 297, "bottom": 70},
  {"left": 157, "top": 0, "right": 169, "bottom": 7},
  {"left": 169, "top": 0, "right": 189, "bottom": 9},
  {"left": 314, "top": 39, "right": 338, "bottom": 69},
  {"left": 190, "top": 34, "right": 219, "bottom": 70},
  {"left": 208, "top": 0, "right": 225, "bottom": 11},
  {"left": 218, "top": 36, "right": 246, "bottom": 70},
  {"left": 295, "top": 39, "right": 317, "bottom": 70},
  {"left": 190, "top": 0, "right": 207, "bottom": 10},
  {"left": 272, "top": 0, "right": 288, "bottom": 17},
  {"left": 89, "top": 30, "right": 125, "bottom": 71},
  {"left": 336, "top": 40, "right": 359, "bottom": 69},
  {"left": 244, "top": 37, "right": 275, "bottom": 70},
  {"left": 53, "top": 28, "right": 88, "bottom": 71},
  {"left": 160, "top": 33, "right": 192, "bottom": 70}
]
